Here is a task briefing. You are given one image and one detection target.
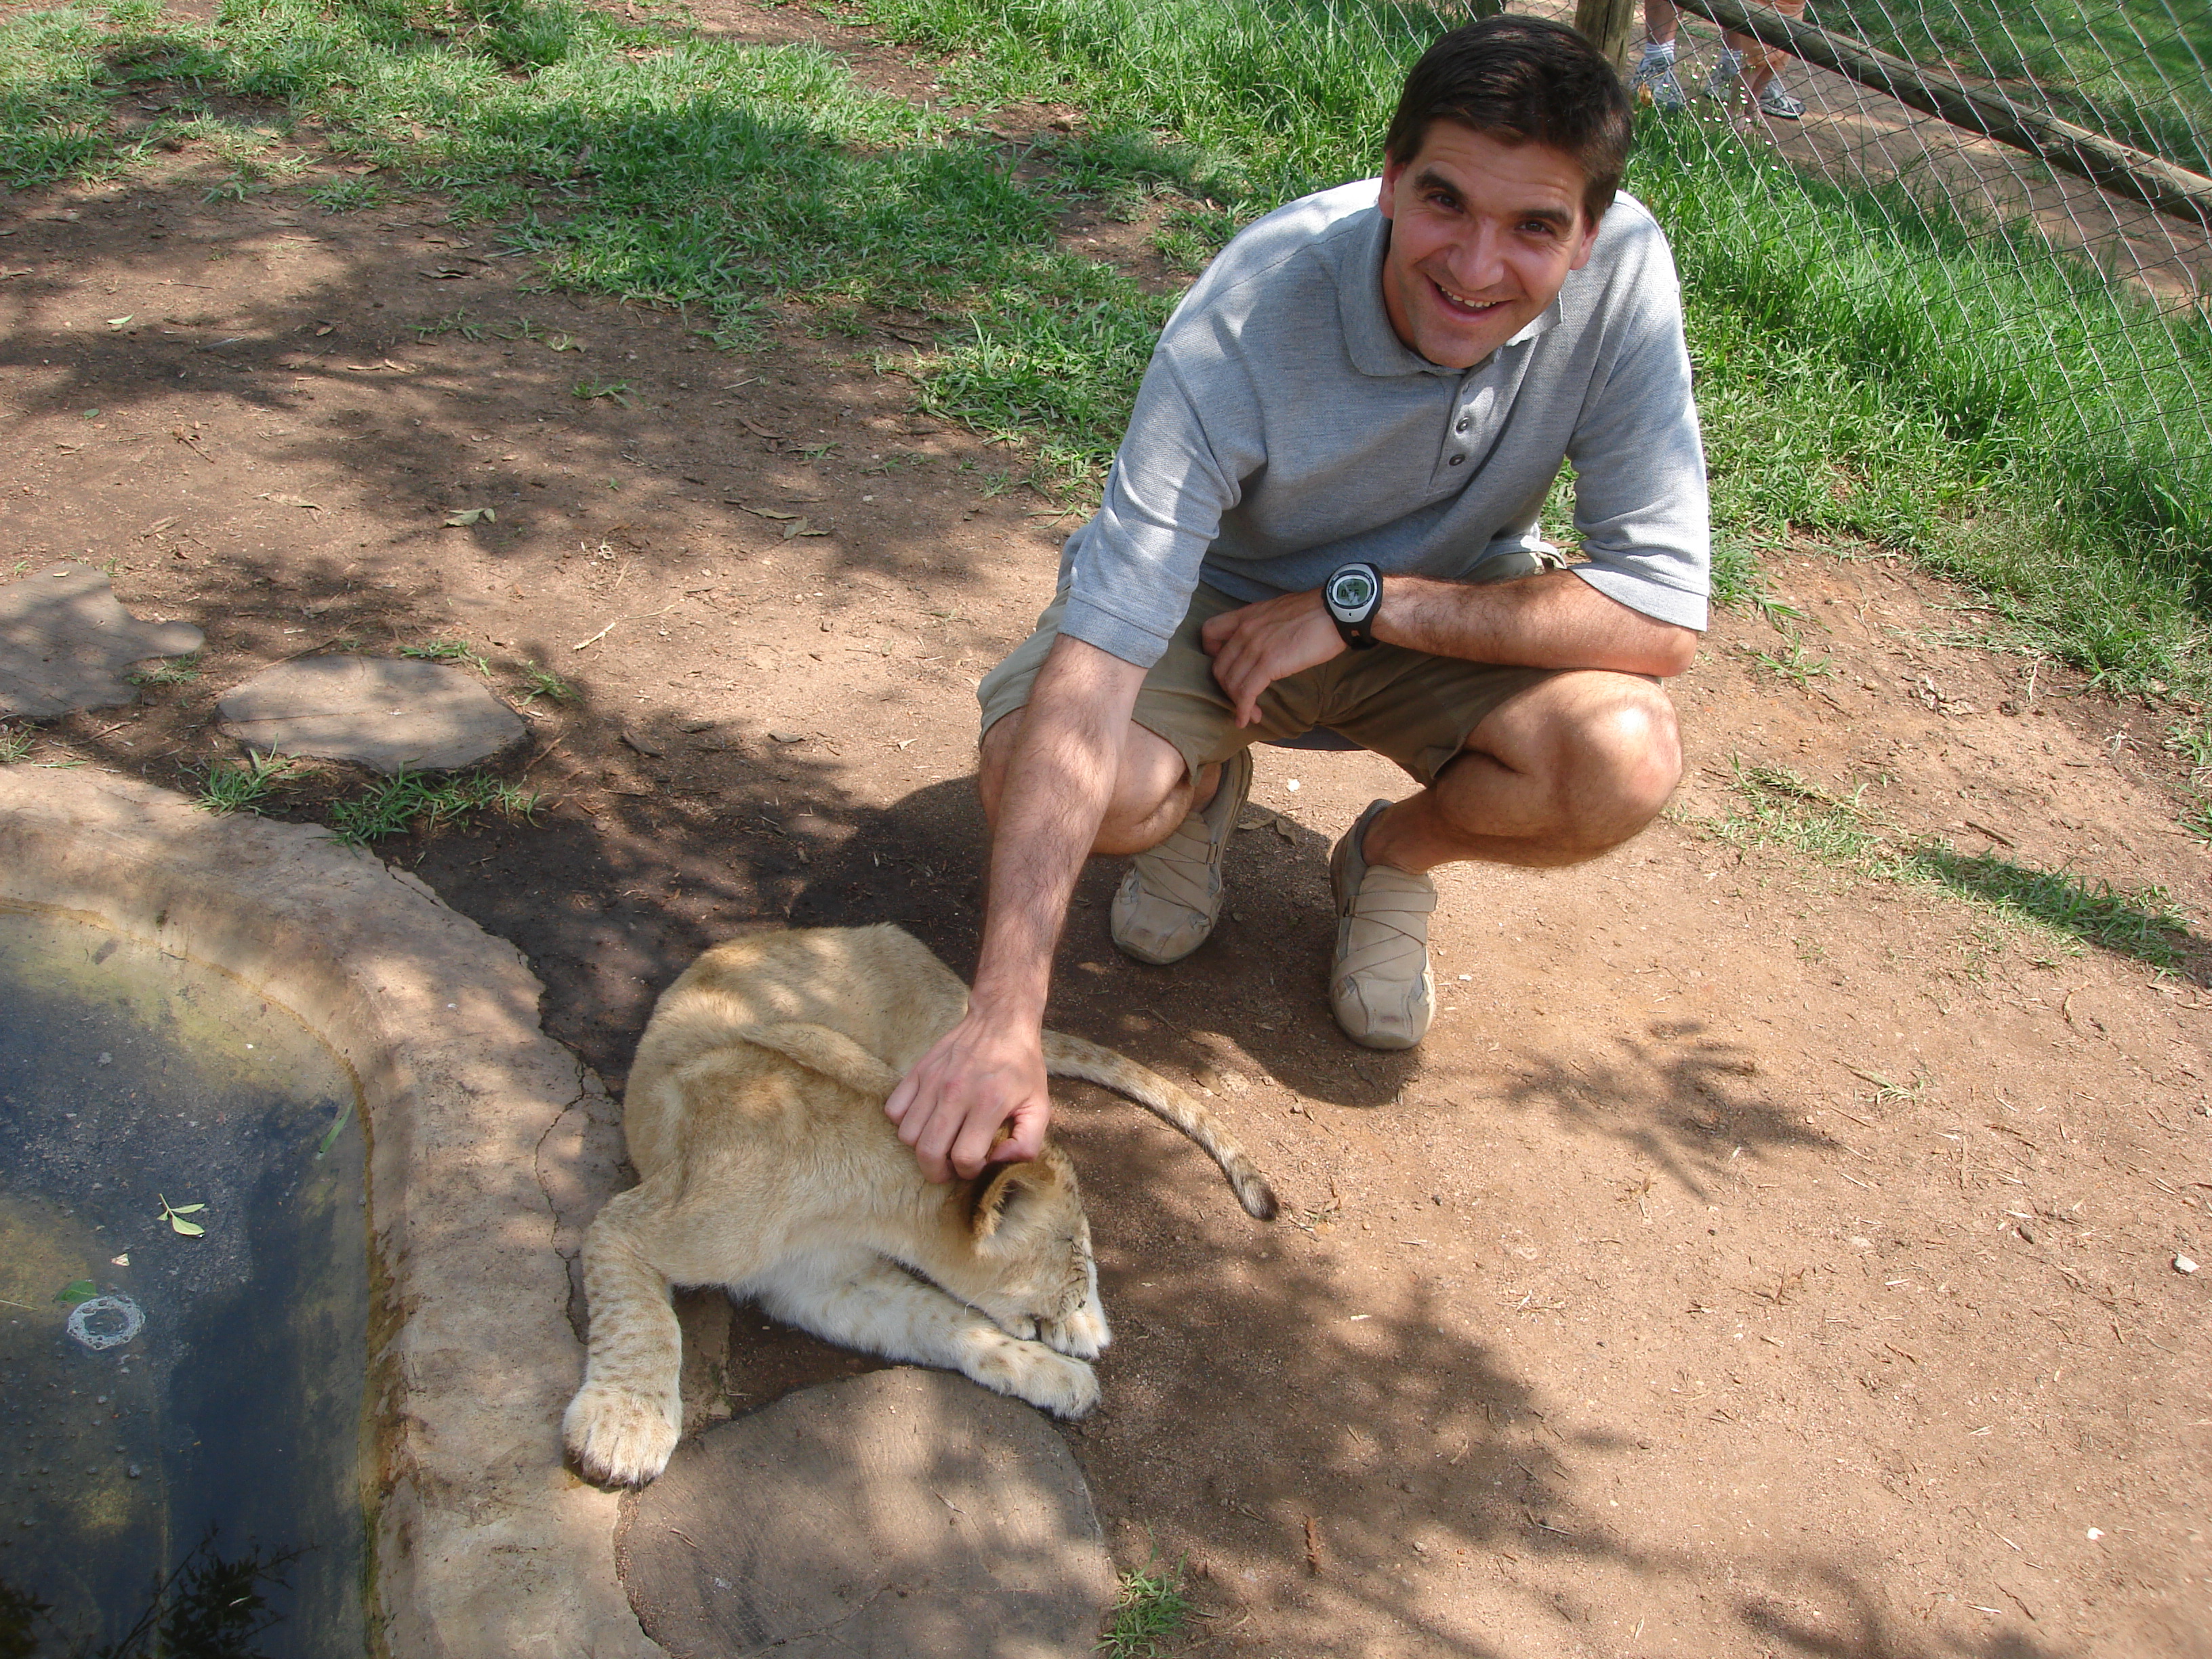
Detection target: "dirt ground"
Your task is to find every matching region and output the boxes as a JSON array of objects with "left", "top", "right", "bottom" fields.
[{"left": 5, "top": 4, "right": 2211, "bottom": 1654}]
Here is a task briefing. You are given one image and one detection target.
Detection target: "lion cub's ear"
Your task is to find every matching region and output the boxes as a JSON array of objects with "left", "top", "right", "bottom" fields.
[
  {"left": 968, "top": 1162, "right": 1034, "bottom": 1241},
  {"left": 970, "top": 1160, "right": 1069, "bottom": 1241}
]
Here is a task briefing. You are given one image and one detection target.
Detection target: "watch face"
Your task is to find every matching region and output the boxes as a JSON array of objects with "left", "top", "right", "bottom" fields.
[{"left": 1328, "top": 568, "right": 1377, "bottom": 616}]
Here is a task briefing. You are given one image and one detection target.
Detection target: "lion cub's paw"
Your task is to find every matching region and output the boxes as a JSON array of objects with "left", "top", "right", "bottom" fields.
[
  {"left": 966, "top": 1335, "right": 1101, "bottom": 1419},
  {"left": 564, "top": 1383, "right": 682, "bottom": 1486},
  {"left": 1039, "top": 1301, "right": 1110, "bottom": 1361}
]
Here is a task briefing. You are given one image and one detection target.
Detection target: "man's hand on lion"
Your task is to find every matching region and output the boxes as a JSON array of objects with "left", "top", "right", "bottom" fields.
[
  {"left": 1200, "top": 589, "right": 1344, "bottom": 726},
  {"left": 885, "top": 1009, "right": 1052, "bottom": 1182}
]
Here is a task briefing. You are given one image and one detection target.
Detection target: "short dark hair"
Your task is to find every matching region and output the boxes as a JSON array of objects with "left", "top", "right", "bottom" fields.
[{"left": 1383, "top": 16, "right": 1633, "bottom": 227}]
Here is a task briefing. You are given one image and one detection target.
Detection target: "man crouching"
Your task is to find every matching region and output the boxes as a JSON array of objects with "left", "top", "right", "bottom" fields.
[{"left": 890, "top": 16, "right": 1708, "bottom": 1181}]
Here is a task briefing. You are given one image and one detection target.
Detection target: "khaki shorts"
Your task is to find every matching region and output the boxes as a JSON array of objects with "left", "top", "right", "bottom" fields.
[{"left": 977, "top": 575, "right": 1558, "bottom": 786}]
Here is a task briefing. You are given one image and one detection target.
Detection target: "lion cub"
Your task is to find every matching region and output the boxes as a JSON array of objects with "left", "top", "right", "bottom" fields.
[{"left": 564, "top": 923, "right": 1278, "bottom": 1487}]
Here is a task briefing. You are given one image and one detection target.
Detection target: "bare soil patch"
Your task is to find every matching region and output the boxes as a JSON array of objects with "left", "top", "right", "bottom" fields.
[{"left": 4, "top": 9, "right": 2209, "bottom": 1655}]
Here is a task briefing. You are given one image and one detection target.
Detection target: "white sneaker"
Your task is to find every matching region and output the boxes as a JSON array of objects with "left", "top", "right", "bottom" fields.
[
  {"left": 1631, "top": 49, "right": 1687, "bottom": 112},
  {"left": 1328, "top": 800, "right": 1436, "bottom": 1050},
  {"left": 1109, "top": 747, "right": 1252, "bottom": 966},
  {"left": 1757, "top": 81, "right": 1805, "bottom": 119}
]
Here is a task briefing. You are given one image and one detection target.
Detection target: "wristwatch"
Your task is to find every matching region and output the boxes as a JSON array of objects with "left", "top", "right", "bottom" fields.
[{"left": 1323, "top": 562, "right": 1383, "bottom": 650}]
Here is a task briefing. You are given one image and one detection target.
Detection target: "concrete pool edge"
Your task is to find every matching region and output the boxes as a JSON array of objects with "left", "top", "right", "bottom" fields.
[{"left": 0, "top": 769, "right": 656, "bottom": 1659}]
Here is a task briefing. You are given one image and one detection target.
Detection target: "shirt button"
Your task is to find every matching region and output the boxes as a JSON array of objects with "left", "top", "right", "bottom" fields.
[
  {"left": 1454, "top": 418, "right": 1470, "bottom": 433},
  {"left": 1448, "top": 453, "right": 1466, "bottom": 466}
]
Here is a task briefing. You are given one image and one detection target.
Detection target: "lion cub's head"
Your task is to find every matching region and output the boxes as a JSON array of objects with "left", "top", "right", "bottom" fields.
[{"left": 936, "top": 1145, "right": 1110, "bottom": 1361}]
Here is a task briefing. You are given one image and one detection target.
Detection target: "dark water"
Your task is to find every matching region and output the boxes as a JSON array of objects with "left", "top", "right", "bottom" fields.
[{"left": 0, "top": 906, "right": 369, "bottom": 1658}]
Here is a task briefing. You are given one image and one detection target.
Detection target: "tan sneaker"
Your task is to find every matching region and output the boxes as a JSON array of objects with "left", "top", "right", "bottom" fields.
[
  {"left": 1110, "top": 747, "right": 1253, "bottom": 965},
  {"left": 1328, "top": 799, "right": 1436, "bottom": 1049}
]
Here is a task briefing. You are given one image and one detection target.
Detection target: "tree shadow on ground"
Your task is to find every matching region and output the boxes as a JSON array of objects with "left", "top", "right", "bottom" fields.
[{"left": 1490, "top": 1020, "right": 1834, "bottom": 1203}]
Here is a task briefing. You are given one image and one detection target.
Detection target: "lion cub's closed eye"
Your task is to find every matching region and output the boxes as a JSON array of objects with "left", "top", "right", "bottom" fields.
[{"left": 563, "top": 923, "right": 1277, "bottom": 1488}]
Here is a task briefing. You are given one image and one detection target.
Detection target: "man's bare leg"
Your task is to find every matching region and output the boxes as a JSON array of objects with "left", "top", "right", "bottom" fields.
[
  {"left": 977, "top": 668, "right": 1681, "bottom": 882},
  {"left": 978, "top": 709, "right": 1213, "bottom": 857},
  {"left": 1359, "top": 670, "right": 1681, "bottom": 874}
]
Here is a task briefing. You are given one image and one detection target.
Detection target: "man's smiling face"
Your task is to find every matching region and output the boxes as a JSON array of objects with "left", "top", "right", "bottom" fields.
[{"left": 1376, "top": 121, "right": 1601, "bottom": 370}]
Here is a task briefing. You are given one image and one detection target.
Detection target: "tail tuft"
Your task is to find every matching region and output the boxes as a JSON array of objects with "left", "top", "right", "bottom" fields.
[{"left": 1236, "top": 1170, "right": 1280, "bottom": 1222}]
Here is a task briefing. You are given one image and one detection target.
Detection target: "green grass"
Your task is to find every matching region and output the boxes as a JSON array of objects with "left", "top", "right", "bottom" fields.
[
  {"left": 397, "top": 637, "right": 493, "bottom": 675},
  {"left": 1096, "top": 1558, "right": 1193, "bottom": 1658},
  {"left": 2166, "top": 711, "right": 2212, "bottom": 771},
  {"left": 516, "top": 661, "right": 579, "bottom": 703},
  {"left": 1902, "top": 843, "right": 2196, "bottom": 966},
  {"left": 1707, "top": 760, "right": 2203, "bottom": 976},
  {"left": 327, "top": 767, "right": 541, "bottom": 844},
  {"left": 1814, "top": 0, "right": 2211, "bottom": 177},
  {"left": 192, "top": 749, "right": 300, "bottom": 813},
  {"left": 0, "top": 723, "right": 35, "bottom": 765},
  {"left": 1637, "top": 112, "right": 2212, "bottom": 685},
  {"left": 125, "top": 649, "right": 201, "bottom": 687}
]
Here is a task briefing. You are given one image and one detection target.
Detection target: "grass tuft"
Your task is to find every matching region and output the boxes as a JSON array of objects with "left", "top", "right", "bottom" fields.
[
  {"left": 1900, "top": 844, "right": 2196, "bottom": 970},
  {"left": 192, "top": 750, "right": 300, "bottom": 815},
  {"left": 516, "top": 661, "right": 578, "bottom": 703},
  {"left": 327, "top": 768, "right": 541, "bottom": 844},
  {"left": 397, "top": 638, "right": 493, "bottom": 676},
  {"left": 0, "top": 723, "right": 35, "bottom": 764},
  {"left": 1097, "top": 1557, "right": 1193, "bottom": 1659},
  {"left": 126, "top": 651, "right": 201, "bottom": 687}
]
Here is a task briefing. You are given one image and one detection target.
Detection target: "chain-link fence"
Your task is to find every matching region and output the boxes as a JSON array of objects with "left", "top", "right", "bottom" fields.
[
  {"left": 1601, "top": 0, "right": 2211, "bottom": 578},
  {"left": 989, "top": 0, "right": 2212, "bottom": 644}
]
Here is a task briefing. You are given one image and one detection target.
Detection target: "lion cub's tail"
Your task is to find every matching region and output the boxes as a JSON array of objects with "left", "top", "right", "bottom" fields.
[
  {"left": 1042, "top": 1032, "right": 1279, "bottom": 1222},
  {"left": 734, "top": 1021, "right": 1278, "bottom": 1222}
]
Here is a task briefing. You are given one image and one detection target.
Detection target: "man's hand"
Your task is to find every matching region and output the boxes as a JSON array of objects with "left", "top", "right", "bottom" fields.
[
  {"left": 1200, "top": 589, "right": 1343, "bottom": 725},
  {"left": 884, "top": 1007, "right": 1052, "bottom": 1182}
]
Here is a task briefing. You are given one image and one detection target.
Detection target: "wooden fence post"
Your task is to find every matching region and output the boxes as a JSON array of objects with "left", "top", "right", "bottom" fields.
[{"left": 1574, "top": 0, "right": 1641, "bottom": 68}]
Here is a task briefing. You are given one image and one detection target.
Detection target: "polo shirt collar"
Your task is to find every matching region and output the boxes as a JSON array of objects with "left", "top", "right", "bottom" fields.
[{"left": 1338, "top": 205, "right": 1563, "bottom": 380}]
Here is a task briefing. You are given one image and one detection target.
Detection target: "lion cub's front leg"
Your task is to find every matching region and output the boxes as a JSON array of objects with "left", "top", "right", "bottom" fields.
[
  {"left": 757, "top": 1249, "right": 1101, "bottom": 1419},
  {"left": 564, "top": 1183, "right": 690, "bottom": 1486}
]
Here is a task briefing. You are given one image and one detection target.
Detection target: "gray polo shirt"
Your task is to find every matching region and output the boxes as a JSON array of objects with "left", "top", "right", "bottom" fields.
[{"left": 1056, "top": 178, "right": 1711, "bottom": 669}]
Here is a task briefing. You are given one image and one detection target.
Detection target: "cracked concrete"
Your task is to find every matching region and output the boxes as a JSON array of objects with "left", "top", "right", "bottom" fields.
[{"left": 0, "top": 769, "right": 654, "bottom": 1659}]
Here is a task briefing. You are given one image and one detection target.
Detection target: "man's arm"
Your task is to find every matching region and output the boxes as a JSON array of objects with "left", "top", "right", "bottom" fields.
[
  {"left": 1202, "top": 569, "right": 1698, "bottom": 726},
  {"left": 884, "top": 635, "right": 1149, "bottom": 1181}
]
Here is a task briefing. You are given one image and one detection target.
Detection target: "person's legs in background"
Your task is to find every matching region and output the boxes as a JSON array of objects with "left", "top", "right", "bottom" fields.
[
  {"left": 1704, "top": 0, "right": 1808, "bottom": 118},
  {"left": 1629, "top": 0, "right": 1687, "bottom": 110}
]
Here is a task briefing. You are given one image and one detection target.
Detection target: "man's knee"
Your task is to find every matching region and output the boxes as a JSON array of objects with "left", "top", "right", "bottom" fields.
[
  {"left": 1465, "top": 673, "right": 1681, "bottom": 853},
  {"left": 976, "top": 708, "right": 1195, "bottom": 853},
  {"left": 1576, "top": 680, "right": 1683, "bottom": 825}
]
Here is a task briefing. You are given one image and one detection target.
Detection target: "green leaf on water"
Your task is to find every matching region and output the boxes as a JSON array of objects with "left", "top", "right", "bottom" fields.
[
  {"left": 315, "top": 1099, "right": 354, "bottom": 1158},
  {"left": 56, "top": 1279, "right": 96, "bottom": 1305},
  {"left": 157, "top": 1192, "right": 209, "bottom": 1238}
]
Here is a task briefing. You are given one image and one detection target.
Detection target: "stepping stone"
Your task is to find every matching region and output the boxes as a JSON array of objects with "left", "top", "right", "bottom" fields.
[
  {"left": 218, "top": 655, "right": 524, "bottom": 773},
  {"left": 620, "top": 1368, "right": 1113, "bottom": 1659},
  {"left": 0, "top": 562, "right": 204, "bottom": 718}
]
